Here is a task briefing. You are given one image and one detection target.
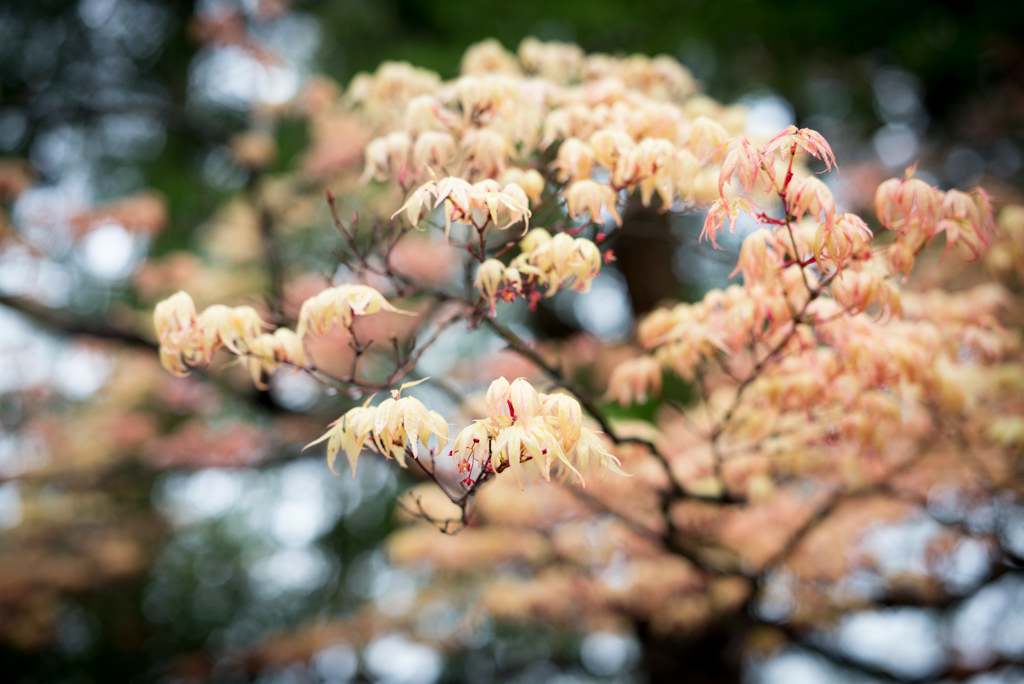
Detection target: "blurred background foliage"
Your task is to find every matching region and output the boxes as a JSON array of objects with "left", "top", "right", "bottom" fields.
[
  {"left": 0, "top": 1, "right": 1023, "bottom": 683},
  {"left": 3, "top": 0, "right": 1023, "bottom": 248}
]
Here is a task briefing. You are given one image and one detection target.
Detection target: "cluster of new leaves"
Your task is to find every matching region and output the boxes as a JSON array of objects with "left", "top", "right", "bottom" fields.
[
  {"left": 154, "top": 285, "right": 411, "bottom": 388},
  {"left": 310, "top": 380, "right": 448, "bottom": 475},
  {"left": 447, "top": 377, "right": 626, "bottom": 487},
  {"left": 362, "top": 35, "right": 750, "bottom": 221},
  {"left": 347, "top": 36, "right": 765, "bottom": 316},
  {"left": 475, "top": 228, "right": 604, "bottom": 314},
  {"left": 318, "top": 376, "right": 624, "bottom": 493}
]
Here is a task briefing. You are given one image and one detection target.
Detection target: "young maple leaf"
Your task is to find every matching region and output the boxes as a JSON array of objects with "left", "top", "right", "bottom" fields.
[
  {"left": 701, "top": 197, "right": 764, "bottom": 249},
  {"left": 761, "top": 125, "right": 837, "bottom": 174},
  {"left": 716, "top": 137, "right": 764, "bottom": 197}
]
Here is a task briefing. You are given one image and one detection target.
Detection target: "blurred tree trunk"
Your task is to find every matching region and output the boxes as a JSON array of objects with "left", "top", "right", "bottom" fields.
[
  {"left": 640, "top": 624, "right": 743, "bottom": 684},
  {"left": 613, "top": 201, "right": 680, "bottom": 314}
]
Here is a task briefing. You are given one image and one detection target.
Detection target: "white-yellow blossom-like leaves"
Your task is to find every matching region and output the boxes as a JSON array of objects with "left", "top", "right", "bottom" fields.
[
  {"left": 412, "top": 130, "right": 457, "bottom": 170},
  {"left": 511, "top": 232, "right": 604, "bottom": 298},
  {"left": 475, "top": 258, "right": 519, "bottom": 315},
  {"left": 605, "top": 355, "right": 663, "bottom": 406},
  {"left": 540, "top": 392, "right": 583, "bottom": 453},
  {"left": 311, "top": 390, "right": 448, "bottom": 477},
  {"left": 404, "top": 94, "right": 461, "bottom": 136},
  {"left": 245, "top": 327, "right": 310, "bottom": 389},
  {"left": 450, "top": 420, "right": 492, "bottom": 472},
  {"left": 195, "top": 305, "right": 266, "bottom": 360},
  {"left": 361, "top": 131, "right": 413, "bottom": 184},
  {"left": 460, "top": 38, "right": 521, "bottom": 77},
  {"left": 461, "top": 127, "right": 509, "bottom": 178},
  {"left": 508, "top": 377, "right": 542, "bottom": 426},
  {"left": 518, "top": 37, "right": 584, "bottom": 83},
  {"left": 372, "top": 395, "right": 449, "bottom": 466},
  {"left": 689, "top": 115, "right": 729, "bottom": 161},
  {"left": 485, "top": 376, "right": 514, "bottom": 424},
  {"left": 154, "top": 291, "right": 199, "bottom": 376},
  {"left": 590, "top": 128, "right": 636, "bottom": 171},
  {"left": 392, "top": 181, "right": 434, "bottom": 228},
  {"left": 519, "top": 227, "right": 552, "bottom": 253},
  {"left": 307, "top": 404, "right": 378, "bottom": 476},
  {"left": 455, "top": 377, "right": 624, "bottom": 488},
  {"left": 500, "top": 167, "right": 545, "bottom": 205},
  {"left": 153, "top": 291, "right": 269, "bottom": 377},
  {"left": 564, "top": 179, "right": 622, "bottom": 226},
  {"left": 617, "top": 137, "right": 675, "bottom": 207},
  {"left": 552, "top": 137, "right": 594, "bottom": 182},
  {"left": 296, "top": 284, "right": 414, "bottom": 338},
  {"left": 573, "top": 428, "right": 627, "bottom": 477}
]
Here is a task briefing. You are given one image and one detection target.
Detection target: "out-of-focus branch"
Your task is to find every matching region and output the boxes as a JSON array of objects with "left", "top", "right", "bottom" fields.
[
  {"left": 756, "top": 437, "right": 938, "bottom": 576},
  {"left": 0, "top": 295, "right": 155, "bottom": 348},
  {"left": 771, "top": 603, "right": 1023, "bottom": 684}
]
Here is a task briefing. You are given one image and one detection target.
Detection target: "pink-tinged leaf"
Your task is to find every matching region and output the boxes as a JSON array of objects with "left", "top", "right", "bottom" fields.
[
  {"left": 761, "top": 125, "right": 838, "bottom": 176},
  {"left": 700, "top": 198, "right": 764, "bottom": 250},
  {"left": 701, "top": 199, "right": 728, "bottom": 249},
  {"left": 717, "top": 138, "right": 762, "bottom": 198}
]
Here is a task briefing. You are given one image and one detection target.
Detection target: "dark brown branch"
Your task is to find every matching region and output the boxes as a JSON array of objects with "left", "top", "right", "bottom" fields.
[{"left": 0, "top": 295, "right": 155, "bottom": 348}]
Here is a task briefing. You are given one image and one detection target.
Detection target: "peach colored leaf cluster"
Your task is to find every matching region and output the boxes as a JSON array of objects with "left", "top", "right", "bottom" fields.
[
  {"left": 604, "top": 355, "right": 663, "bottom": 406},
  {"left": 876, "top": 174, "right": 996, "bottom": 279},
  {"left": 450, "top": 377, "right": 626, "bottom": 488},
  {"left": 153, "top": 284, "right": 412, "bottom": 388},
  {"left": 393, "top": 176, "right": 531, "bottom": 240},
  {"left": 308, "top": 382, "right": 449, "bottom": 476},
  {"left": 153, "top": 291, "right": 269, "bottom": 377},
  {"left": 353, "top": 37, "right": 752, "bottom": 244},
  {"left": 473, "top": 229, "right": 604, "bottom": 314}
]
